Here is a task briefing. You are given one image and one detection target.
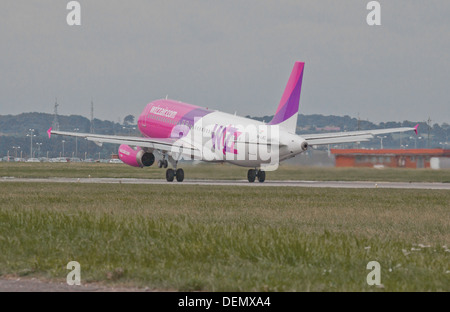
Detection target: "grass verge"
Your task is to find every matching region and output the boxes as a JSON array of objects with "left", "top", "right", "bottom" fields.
[{"left": 0, "top": 183, "right": 448, "bottom": 291}]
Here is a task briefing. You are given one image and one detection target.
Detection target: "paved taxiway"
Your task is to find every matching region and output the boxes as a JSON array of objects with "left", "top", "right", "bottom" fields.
[
  {"left": 1, "top": 177, "right": 450, "bottom": 190},
  {"left": 0, "top": 278, "right": 147, "bottom": 292}
]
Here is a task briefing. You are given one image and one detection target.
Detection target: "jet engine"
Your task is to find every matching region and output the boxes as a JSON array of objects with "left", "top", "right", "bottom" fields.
[
  {"left": 301, "top": 140, "right": 308, "bottom": 151},
  {"left": 118, "top": 144, "right": 155, "bottom": 168}
]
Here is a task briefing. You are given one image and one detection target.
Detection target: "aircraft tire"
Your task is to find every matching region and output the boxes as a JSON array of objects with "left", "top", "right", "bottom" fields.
[
  {"left": 166, "top": 169, "right": 175, "bottom": 182},
  {"left": 257, "top": 170, "right": 265, "bottom": 183},
  {"left": 247, "top": 169, "right": 256, "bottom": 183},
  {"left": 176, "top": 168, "right": 184, "bottom": 182}
]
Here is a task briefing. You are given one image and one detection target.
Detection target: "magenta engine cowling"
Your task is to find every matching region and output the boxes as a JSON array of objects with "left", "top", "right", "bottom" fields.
[{"left": 118, "top": 144, "right": 155, "bottom": 168}]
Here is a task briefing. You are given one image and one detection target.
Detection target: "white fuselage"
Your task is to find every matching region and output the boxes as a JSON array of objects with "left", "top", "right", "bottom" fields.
[{"left": 172, "top": 110, "right": 308, "bottom": 168}]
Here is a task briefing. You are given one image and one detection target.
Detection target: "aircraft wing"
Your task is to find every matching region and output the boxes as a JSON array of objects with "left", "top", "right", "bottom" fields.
[
  {"left": 47, "top": 128, "right": 197, "bottom": 153},
  {"left": 302, "top": 124, "right": 418, "bottom": 146}
]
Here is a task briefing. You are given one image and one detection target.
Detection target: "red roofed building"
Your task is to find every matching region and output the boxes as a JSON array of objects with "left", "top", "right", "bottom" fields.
[{"left": 331, "top": 149, "right": 450, "bottom": 169}]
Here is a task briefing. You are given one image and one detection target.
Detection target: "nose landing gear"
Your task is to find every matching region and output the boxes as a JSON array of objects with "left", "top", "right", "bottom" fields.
[{"left": 158, "top": 159, "right": 168, "bottom": 168}]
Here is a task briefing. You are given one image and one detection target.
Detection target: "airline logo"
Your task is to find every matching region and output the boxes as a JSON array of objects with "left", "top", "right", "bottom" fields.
[
  {"left": 119, "top": 148, "right": 131, "bottom": 156},
  {"left": 211, "top": 125, "right": 242, "bottom": 155},
  {"left": 149, "top": 105, "right": 178, "bottom": 119}
]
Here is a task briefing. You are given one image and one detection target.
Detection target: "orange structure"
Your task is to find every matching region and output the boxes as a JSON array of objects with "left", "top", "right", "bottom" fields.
[{"left": 331, "top": 149, "right": 450, "bottom": 169}]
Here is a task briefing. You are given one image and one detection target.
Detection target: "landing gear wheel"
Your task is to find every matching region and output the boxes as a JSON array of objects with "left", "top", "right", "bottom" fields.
[
  {"left": 166, "top": 169, "right": 175, "bottom": 182},
  {"left": 247, "top": 169, "right": 256, "bottom": 183},
  {"left": 257, "top": 170, "right": 266, "bottom": 183},
  {"left": 176, "top": 168, "right": 184, "bottom": 182},
  {"left": 163, "top": 160, "right": 168, "bottom": 168},
  {"left": 158, "top": 160, "right": 163, "bottom": 168}
]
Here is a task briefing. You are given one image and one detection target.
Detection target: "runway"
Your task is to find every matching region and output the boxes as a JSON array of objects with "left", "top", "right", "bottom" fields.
[{"left": 2, "top": 177, "right": 450, "bottom": 190}]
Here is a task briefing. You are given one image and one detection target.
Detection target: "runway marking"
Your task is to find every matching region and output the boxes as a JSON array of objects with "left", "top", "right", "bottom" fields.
[{"left": 1, "top": 177, "right": 450, "bottom": 190}]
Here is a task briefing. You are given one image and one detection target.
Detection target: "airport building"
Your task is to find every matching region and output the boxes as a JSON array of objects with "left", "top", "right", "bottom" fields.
[{"left": 331, "top": 148, "right": 450, "bottom": 169}]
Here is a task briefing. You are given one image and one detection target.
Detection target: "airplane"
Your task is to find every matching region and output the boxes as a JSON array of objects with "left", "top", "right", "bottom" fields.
[{"left": 48, "top": 62, "right": 418, "bottom": 183}]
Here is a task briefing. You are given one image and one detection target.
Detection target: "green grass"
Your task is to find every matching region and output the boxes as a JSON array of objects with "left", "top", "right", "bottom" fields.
[
  {"left": 0, "top": 183, "right": 448, "bottom": 291},
  {"left": 1, "top": 162, "right": 450, "bottom": 182}
]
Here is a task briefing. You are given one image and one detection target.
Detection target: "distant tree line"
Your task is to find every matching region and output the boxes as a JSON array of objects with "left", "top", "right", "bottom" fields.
[{"left": 0, "top": 113, "right": 138, "bottom": 159}]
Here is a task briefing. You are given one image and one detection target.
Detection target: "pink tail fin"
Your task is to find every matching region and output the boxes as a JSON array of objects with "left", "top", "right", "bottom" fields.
[{"left": 269, "top": 62, "right": 304, "bottom": 132}]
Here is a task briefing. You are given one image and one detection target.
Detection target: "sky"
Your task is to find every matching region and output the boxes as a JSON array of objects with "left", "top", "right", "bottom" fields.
[{"left": 0, "top": 1, "right": 449, "bottom": 125}]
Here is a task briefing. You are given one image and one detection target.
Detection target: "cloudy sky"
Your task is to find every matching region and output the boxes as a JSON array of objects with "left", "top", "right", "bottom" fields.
[{"left": 1, "top": 1, "right": 449, "bottom": 124}]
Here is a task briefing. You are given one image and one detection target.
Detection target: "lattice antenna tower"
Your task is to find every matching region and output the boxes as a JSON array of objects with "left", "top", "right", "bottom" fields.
[
  {"left": 90, "top": 99, "right": 94, "bottom": 134},
  {"left": 53, "top": 98, "right": 60, "bottom": 131}
]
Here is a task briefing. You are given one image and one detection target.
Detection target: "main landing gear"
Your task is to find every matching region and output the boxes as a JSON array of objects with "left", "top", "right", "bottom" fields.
[
  {"left": 166, "top": 168, "right": 184, "bottom": 182},
  {"left": 162, "top": 155, "right": 184, "bottom": 182},
  {"left": 247, "top": 169, "right": 265, "bottom": 183}
]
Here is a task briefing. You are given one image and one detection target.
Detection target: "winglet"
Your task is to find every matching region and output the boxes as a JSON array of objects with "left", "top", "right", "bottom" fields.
[
  {"left": 47, "top": 127, "right": 52, "bottom": 139},
  {"left": 414, "top": 124, "right": 419, "bottom": 135}
]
